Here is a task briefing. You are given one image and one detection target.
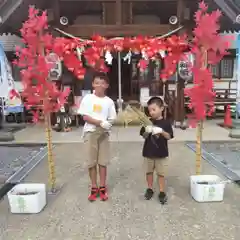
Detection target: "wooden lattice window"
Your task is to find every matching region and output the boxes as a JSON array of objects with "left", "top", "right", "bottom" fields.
[{"left": 210, "top": 56, "right": 234, "bottom": 79}]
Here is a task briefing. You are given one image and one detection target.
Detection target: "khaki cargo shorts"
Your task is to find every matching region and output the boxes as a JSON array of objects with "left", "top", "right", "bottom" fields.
[
  {"left": 83, "top": 128, "right": 110, "bottom": 168},
  {"left": 144, "top": 157, "right": 168, "bottom": 176}
]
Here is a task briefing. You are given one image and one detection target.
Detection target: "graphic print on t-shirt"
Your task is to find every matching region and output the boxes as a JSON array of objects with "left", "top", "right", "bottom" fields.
[{"left": 93, "top": 104, "right": 102, "bottom": 113}]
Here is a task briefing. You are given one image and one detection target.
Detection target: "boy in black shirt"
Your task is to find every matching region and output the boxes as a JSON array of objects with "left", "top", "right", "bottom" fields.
[{"left": 140, "top": 97, "right": 173, "bottom": 204}]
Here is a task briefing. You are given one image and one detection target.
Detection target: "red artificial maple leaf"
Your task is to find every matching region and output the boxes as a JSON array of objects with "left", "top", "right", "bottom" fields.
[{"left": 52, "top": 30, "right": 189, "bottom": 82}]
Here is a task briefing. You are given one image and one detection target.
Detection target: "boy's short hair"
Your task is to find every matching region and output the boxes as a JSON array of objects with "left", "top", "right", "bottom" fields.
[
  {"left": 93, "top": 72, "right": 109, "bottom": 84},
  {"left": 147, "top": 96, "right": 164, "bottom": 108}
]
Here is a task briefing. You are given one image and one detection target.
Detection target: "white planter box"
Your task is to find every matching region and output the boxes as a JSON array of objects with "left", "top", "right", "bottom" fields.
[
  {"left": 190, "top": 175, "right": 225, "bottom": 202},
  {"left": 7, "top": 183, "right": 47, "bottom": 214}
]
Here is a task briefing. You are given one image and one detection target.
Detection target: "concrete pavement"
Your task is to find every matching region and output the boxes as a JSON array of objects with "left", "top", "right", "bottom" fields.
[
  {"left": 11, "top": 120, "right": 235, "bottom": 143},
  {"left": 0, "top": 143, "right": 239, "bottom": 240}
]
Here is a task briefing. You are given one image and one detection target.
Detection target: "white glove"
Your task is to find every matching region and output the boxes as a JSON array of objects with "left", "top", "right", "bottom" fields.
[
  {"left": 100, "top": 120, "right": 112, "bottom": 130},
  {"left": 152, "top": 126, "right": 163, "bottom": 135},
  {"left": 145, "top": 125, "right": 153, "bottom": 133}
]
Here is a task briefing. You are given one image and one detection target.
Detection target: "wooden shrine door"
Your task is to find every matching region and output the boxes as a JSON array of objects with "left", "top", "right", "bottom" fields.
[{"left": 131, "top": 57, "right": 165, "bottom": 100}]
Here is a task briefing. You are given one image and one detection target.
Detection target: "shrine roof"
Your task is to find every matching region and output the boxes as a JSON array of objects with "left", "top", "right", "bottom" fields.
[{"left": 0, "top": 0, "right": 49, "bottom": 35}]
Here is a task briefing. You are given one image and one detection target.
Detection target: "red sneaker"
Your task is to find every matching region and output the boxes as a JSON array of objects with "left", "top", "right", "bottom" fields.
[
  {"left": 99, "top": 186, "right": 108, "bottom": 201},
  {"left": 88, "top": 187, "right": 99, "bottom": 202}
]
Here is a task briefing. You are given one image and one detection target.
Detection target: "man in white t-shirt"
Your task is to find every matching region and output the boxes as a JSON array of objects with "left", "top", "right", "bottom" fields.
[{"left": 78, "top": 72, "right": 116, "bottom": 202}]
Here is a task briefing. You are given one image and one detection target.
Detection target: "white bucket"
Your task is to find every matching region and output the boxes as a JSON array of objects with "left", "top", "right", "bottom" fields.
[
  {"left": 190, "top": 175, "right": 226, "bottom": 202},
  {"left": 7, "top": 183, "right": 47, "bottom": 214}
]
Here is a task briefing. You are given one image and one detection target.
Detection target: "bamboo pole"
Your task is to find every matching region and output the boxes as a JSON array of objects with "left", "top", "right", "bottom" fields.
[
  {"left": 44, "top": 112, "right": 56, "bottom": 192},
  {"left": 40, "top": 40, "right": 57, "bottom": 192},
  {"left": 195, "top": 49, "right": 207, "bottom": 175},
  {"left": 196, "top": 120, "right": 203, "bottom": 175}
]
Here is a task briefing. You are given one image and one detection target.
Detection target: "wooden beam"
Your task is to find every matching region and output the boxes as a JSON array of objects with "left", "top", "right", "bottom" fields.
[
  {"left": 53, "top": 0, "right": 60, "bottom": 19},
  {"left": 177, "top": 0, "right": 184, "bottom": 25},
  {"left": 60, "top": 0, "right": 177, "bottom": 2},
  {"left": 64, "top": 24, "right": 171, "bottom": 37}
]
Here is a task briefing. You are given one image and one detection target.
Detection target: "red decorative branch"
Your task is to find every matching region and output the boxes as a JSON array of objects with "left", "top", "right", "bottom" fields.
[
  {"left": 185, "top": 1, "right": 231, "bottom": 124},
  {"left": 15, "top": 7, "right": 70, "bottom": 122}
]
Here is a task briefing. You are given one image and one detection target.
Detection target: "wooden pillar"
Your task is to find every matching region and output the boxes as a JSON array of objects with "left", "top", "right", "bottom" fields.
[
  {"left": 175, "top": 0, "right": 186, "bottom": 128},
  {"left": 116, "top": 0, "right": 122, "bottom": 25},
  {"left": 52, "top": 0, "right": 60, "bottom": 26},
  {"left": 122, "top": 1, "right": 132, "bottom": 24},
  {"left": 177, "top": 0, "right": 183, "bottom": 23}
]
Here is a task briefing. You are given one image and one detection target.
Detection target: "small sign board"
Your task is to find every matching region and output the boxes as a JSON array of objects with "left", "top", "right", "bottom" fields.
[
  {"left": 45, "top": 53, "right": 62, "bottom": 81},
  {"left": 178, "top": 52, "right": 194, "bottom": 81}
]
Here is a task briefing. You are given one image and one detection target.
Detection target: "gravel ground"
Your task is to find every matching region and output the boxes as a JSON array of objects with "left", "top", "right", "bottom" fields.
[{"left": 0, "top": 143, "right": 240, "bottom": 240}]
